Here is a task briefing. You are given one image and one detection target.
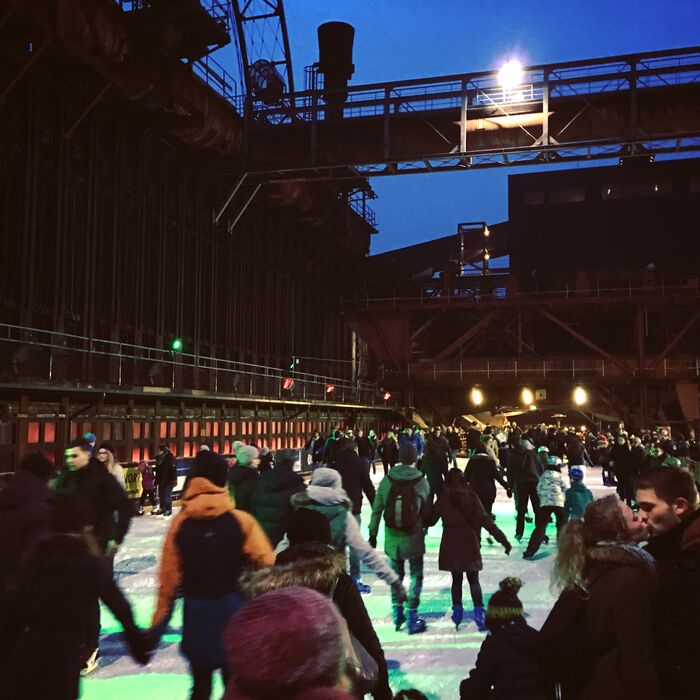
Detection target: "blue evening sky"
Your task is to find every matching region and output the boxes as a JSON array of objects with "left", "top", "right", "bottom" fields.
[{"left": 224, "top": 1, "right": 700, "bottom": 253}]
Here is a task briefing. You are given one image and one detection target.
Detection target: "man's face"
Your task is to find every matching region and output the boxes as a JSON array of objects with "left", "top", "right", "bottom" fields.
[
  {"left": 636, "top": 487, "right": 690, "bottom": 537},
  {"left": 65, "top": 447, "right": 90, "bottom": 471}
]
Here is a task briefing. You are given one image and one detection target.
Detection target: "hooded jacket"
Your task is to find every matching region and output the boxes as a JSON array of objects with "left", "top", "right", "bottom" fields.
[
  {"left": 460, "top": 620, "right": 545, "bottom": 700},
  {"left": 240, "top": 546, "right": 391, "bottom": 700},
  {"left": 152, "top": 477, "right": 274, "bottom": 667},
  {"left": 580, "top": 543, "right": 660, "bottom": 700},
  {"left": 536, "top": 468, "right": 570, "bottom": 508},
  {"left": 251, "top": 466, "right": 305, "bottom": 547},
  {"left": 644, "top": 507, "right": 700, "bottom": 698},
  {"left": 368, "top": 463, "right": 431, "bottom": 560},
  {"left": 0, "top": 470, "right": 53, "bottom": 595},
  {"left": 289, "top": 484, "right": 398, "bottom": 585},
  {"left": 53, "top": 458, "right": 131, "bottom": 552}
]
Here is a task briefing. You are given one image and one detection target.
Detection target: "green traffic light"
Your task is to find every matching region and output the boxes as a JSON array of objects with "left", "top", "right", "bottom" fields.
[{"left": 171, "top": 338, "right": 183, "bottom": 351}]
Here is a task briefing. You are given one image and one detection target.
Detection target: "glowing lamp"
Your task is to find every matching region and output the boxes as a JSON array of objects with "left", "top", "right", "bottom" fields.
[
  {"left": 521, "top": 388, "right": 534, "bottom": 405},
  {"left": 470, "top": 387, "right": 484, "bottom": 406},
  {"left": 573, "top": 386, "right": 588, "bottom": 406},
  {"left": 498, "top": 59, "right": 523, "bottom": 90}
]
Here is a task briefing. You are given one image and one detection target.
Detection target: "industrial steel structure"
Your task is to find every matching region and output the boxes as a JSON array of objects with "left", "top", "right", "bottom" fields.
[{"left": 1, "top": 0, "right": 699, "bottom": 469}]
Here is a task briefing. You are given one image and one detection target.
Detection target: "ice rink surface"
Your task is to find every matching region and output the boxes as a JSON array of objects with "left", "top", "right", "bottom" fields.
[{"left": 82, "top": 461, "right": 612, "bottom": 699}]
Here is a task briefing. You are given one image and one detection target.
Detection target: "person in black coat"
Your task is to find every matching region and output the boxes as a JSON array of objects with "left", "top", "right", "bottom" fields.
[
  {"left": 420, "top": 437, "right": 449, "bottom": 502},
  {"left": 53, "top": 438, "right": 132, "bottom": 556},
  {"left": 331, "top": 438, "right": 376, "bottom": 591},
  {"left": 637, "top": 466, "right": 700, "bottom": 699},
  {"left": 251, "top": 449, "right": 305, "bottom": 547},
  {"left": 53, "top": 437, "right": 133, "bottom": 671},
  {"left": 0, "top": 454, "right": 54, "bottom": 602},
  {"left": 508, "top": 437, "right": 543, "bottom": 541},
  {"left": 427, "top": 469, "right": 511, "bottom": 631},
  {"left": 377, "top": 432, "right": 399, "bottom": 474},
  {"left": 355, "top": 429, "right": 374, "bottom": 471},
  {"left": 240, "top": 509, "right": 392, "bottom": 700},
  {"left": 2, "top": 493, "right": 150, "bottom": 700},
  {"left": 154, "top": 443, "right": 177, "bottom": 516},
  {"left": 460, "top": 577, "right": 545, "bottom": 700},
  {"left": 464, "top": 440, "right": 511, "bottom": 523}
]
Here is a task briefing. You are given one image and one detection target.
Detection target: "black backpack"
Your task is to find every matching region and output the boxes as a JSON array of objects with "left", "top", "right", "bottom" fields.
[{"left": 384, "top": 475, "right": 423, "bottom": 531}]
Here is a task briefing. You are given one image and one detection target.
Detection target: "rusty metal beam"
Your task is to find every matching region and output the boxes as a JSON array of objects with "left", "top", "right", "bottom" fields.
[
  {"left": 646, "top": 309, "right": 700, "bottom": 371},
  {"left": 64, "top": 81, "right": 112, "bottom": 139},
  {"left": 538, "top": 308, "right": 635, "bottom": 376},
  {"left": 0, "top": 39, "right": 49, "bottom": 103},
  {"left": 431, "top": 311, "right": 501, "bottom": 363},
  {"left": 409, "top": 312, "right": 444, "bottom": 343},
  {"left": 372, "top": 319, "right": 404, "bottom": 373}
]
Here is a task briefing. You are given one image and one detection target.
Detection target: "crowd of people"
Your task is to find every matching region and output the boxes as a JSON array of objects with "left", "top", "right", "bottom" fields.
[{"left": 1, "top": 418, "right": 699, "bottom": 700}]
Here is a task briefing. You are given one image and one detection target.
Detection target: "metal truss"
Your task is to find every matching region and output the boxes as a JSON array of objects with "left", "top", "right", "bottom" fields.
[{"left": 241, "top": 45, "right": 700, "bottom": 182}]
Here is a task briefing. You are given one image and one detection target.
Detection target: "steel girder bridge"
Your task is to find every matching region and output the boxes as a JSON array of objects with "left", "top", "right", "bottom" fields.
[{"left": 238, "top": 45, "right": 700, "bottom": 183}]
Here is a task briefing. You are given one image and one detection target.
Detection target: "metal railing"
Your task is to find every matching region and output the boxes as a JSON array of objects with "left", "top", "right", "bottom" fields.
[
  {"left": 251, "top": 46, "right": 700, "bottom": 124},
  {"left": 390, "top": 356, "right": 700, "bottom": 382},
  {"left": 343, "top": 280, "right": 700, "bottom": 310},
  {"left": 0, "top": 324, "right": 384, "bottom": 406}
]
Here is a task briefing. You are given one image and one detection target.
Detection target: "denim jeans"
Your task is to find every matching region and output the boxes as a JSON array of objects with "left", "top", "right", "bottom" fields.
[
  {"left": 349, "top": 513, "right": 362, "bottom": 578},
  {"left": 390, "top": 556, "right": 424, "bottom": 610}
]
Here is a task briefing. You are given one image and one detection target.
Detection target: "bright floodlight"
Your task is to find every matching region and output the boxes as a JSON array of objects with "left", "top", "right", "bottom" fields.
[
  {"left": 498, "top": 59, "right": 523, "bottom": 90},
  {"left": 573, "top": 386, "right": 588, "bottom": 406},
  {"left": 470, "top": 387, "right": 484, "bottom": 406},
  {"left": 521, "top": 387, "right": 534, "bottom": 405}
]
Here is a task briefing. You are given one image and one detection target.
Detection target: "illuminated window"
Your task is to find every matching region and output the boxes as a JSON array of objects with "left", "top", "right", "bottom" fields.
[
  {"left": 44, "top": 422, "right": 55, "bottom": 443},
  {"left": 133, "top": 423, "right": 142, "bottom": 440},
  {"left": 28, "top": 422, "right": 40, "bottom": 444},
  {"left": 160, "top": 422, "right": 168, "bottom": 439}
]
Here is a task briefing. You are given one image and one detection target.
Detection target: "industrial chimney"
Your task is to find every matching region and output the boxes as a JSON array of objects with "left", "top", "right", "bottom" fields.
[{"left": 317, "top": 21, "right": 355, "bottom": 118}]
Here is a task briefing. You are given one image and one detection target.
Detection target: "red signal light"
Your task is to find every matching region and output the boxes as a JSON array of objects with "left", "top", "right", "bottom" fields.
[
  {"left": 325, "top": 384, "right": 335, "bottom": 394},
  {"left": 282, "top": 378, "right": 294, "bottom": 391},
  {"left": 383, "top": 391, "right": 391, "bottom": 401}
]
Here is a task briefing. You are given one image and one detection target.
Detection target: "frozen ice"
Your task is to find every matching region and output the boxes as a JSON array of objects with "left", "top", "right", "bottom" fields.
[{"left": 82, "top": 461, "right": 613, "bottom": 699}]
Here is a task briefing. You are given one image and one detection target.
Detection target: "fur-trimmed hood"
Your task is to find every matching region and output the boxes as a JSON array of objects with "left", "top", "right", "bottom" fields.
[
  {"left": 239, "top": 547, "right": 346, "bottom": 599},
  {"left": 587, "top": 542, "right": 657, "bottom": 585}
]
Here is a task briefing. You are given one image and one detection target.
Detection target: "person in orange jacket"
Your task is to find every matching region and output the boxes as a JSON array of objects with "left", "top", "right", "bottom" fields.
[{"left": 151, "top": 450, "right": 274, "bottom": 700}]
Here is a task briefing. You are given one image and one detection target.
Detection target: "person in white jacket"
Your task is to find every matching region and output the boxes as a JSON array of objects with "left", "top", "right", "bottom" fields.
[
  {"left": 279, "top": 467, "right": 407, "bottom": 602},
  {"left": 523, "top": 455, "right": 570, "bottom": 559}
]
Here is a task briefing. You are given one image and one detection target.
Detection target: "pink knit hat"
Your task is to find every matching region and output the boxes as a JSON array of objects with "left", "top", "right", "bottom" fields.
[{"left": 223, "top": 587, "right": 346, "bottom": 699}]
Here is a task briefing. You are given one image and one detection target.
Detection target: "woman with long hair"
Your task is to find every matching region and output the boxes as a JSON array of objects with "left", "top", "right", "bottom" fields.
[
  {"left": 96, "top": 443, "right": 126, "bottom": 490},
  {"left": 427, "top": 468, "right": 511, "bottom": 631},
  {"left": 540, "top": 494, "right": 660, "bottom": 700}
]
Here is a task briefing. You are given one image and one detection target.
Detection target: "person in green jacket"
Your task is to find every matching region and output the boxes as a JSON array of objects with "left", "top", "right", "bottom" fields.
[
  {"left": 227, "top": 444, "right": 260, "bottom": 513},
  {"left": 368, "top": 442, "right": 431, "bottom": 635},
  {"left": 564, "top": 466, "right": 594, "bottom": 521}
]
